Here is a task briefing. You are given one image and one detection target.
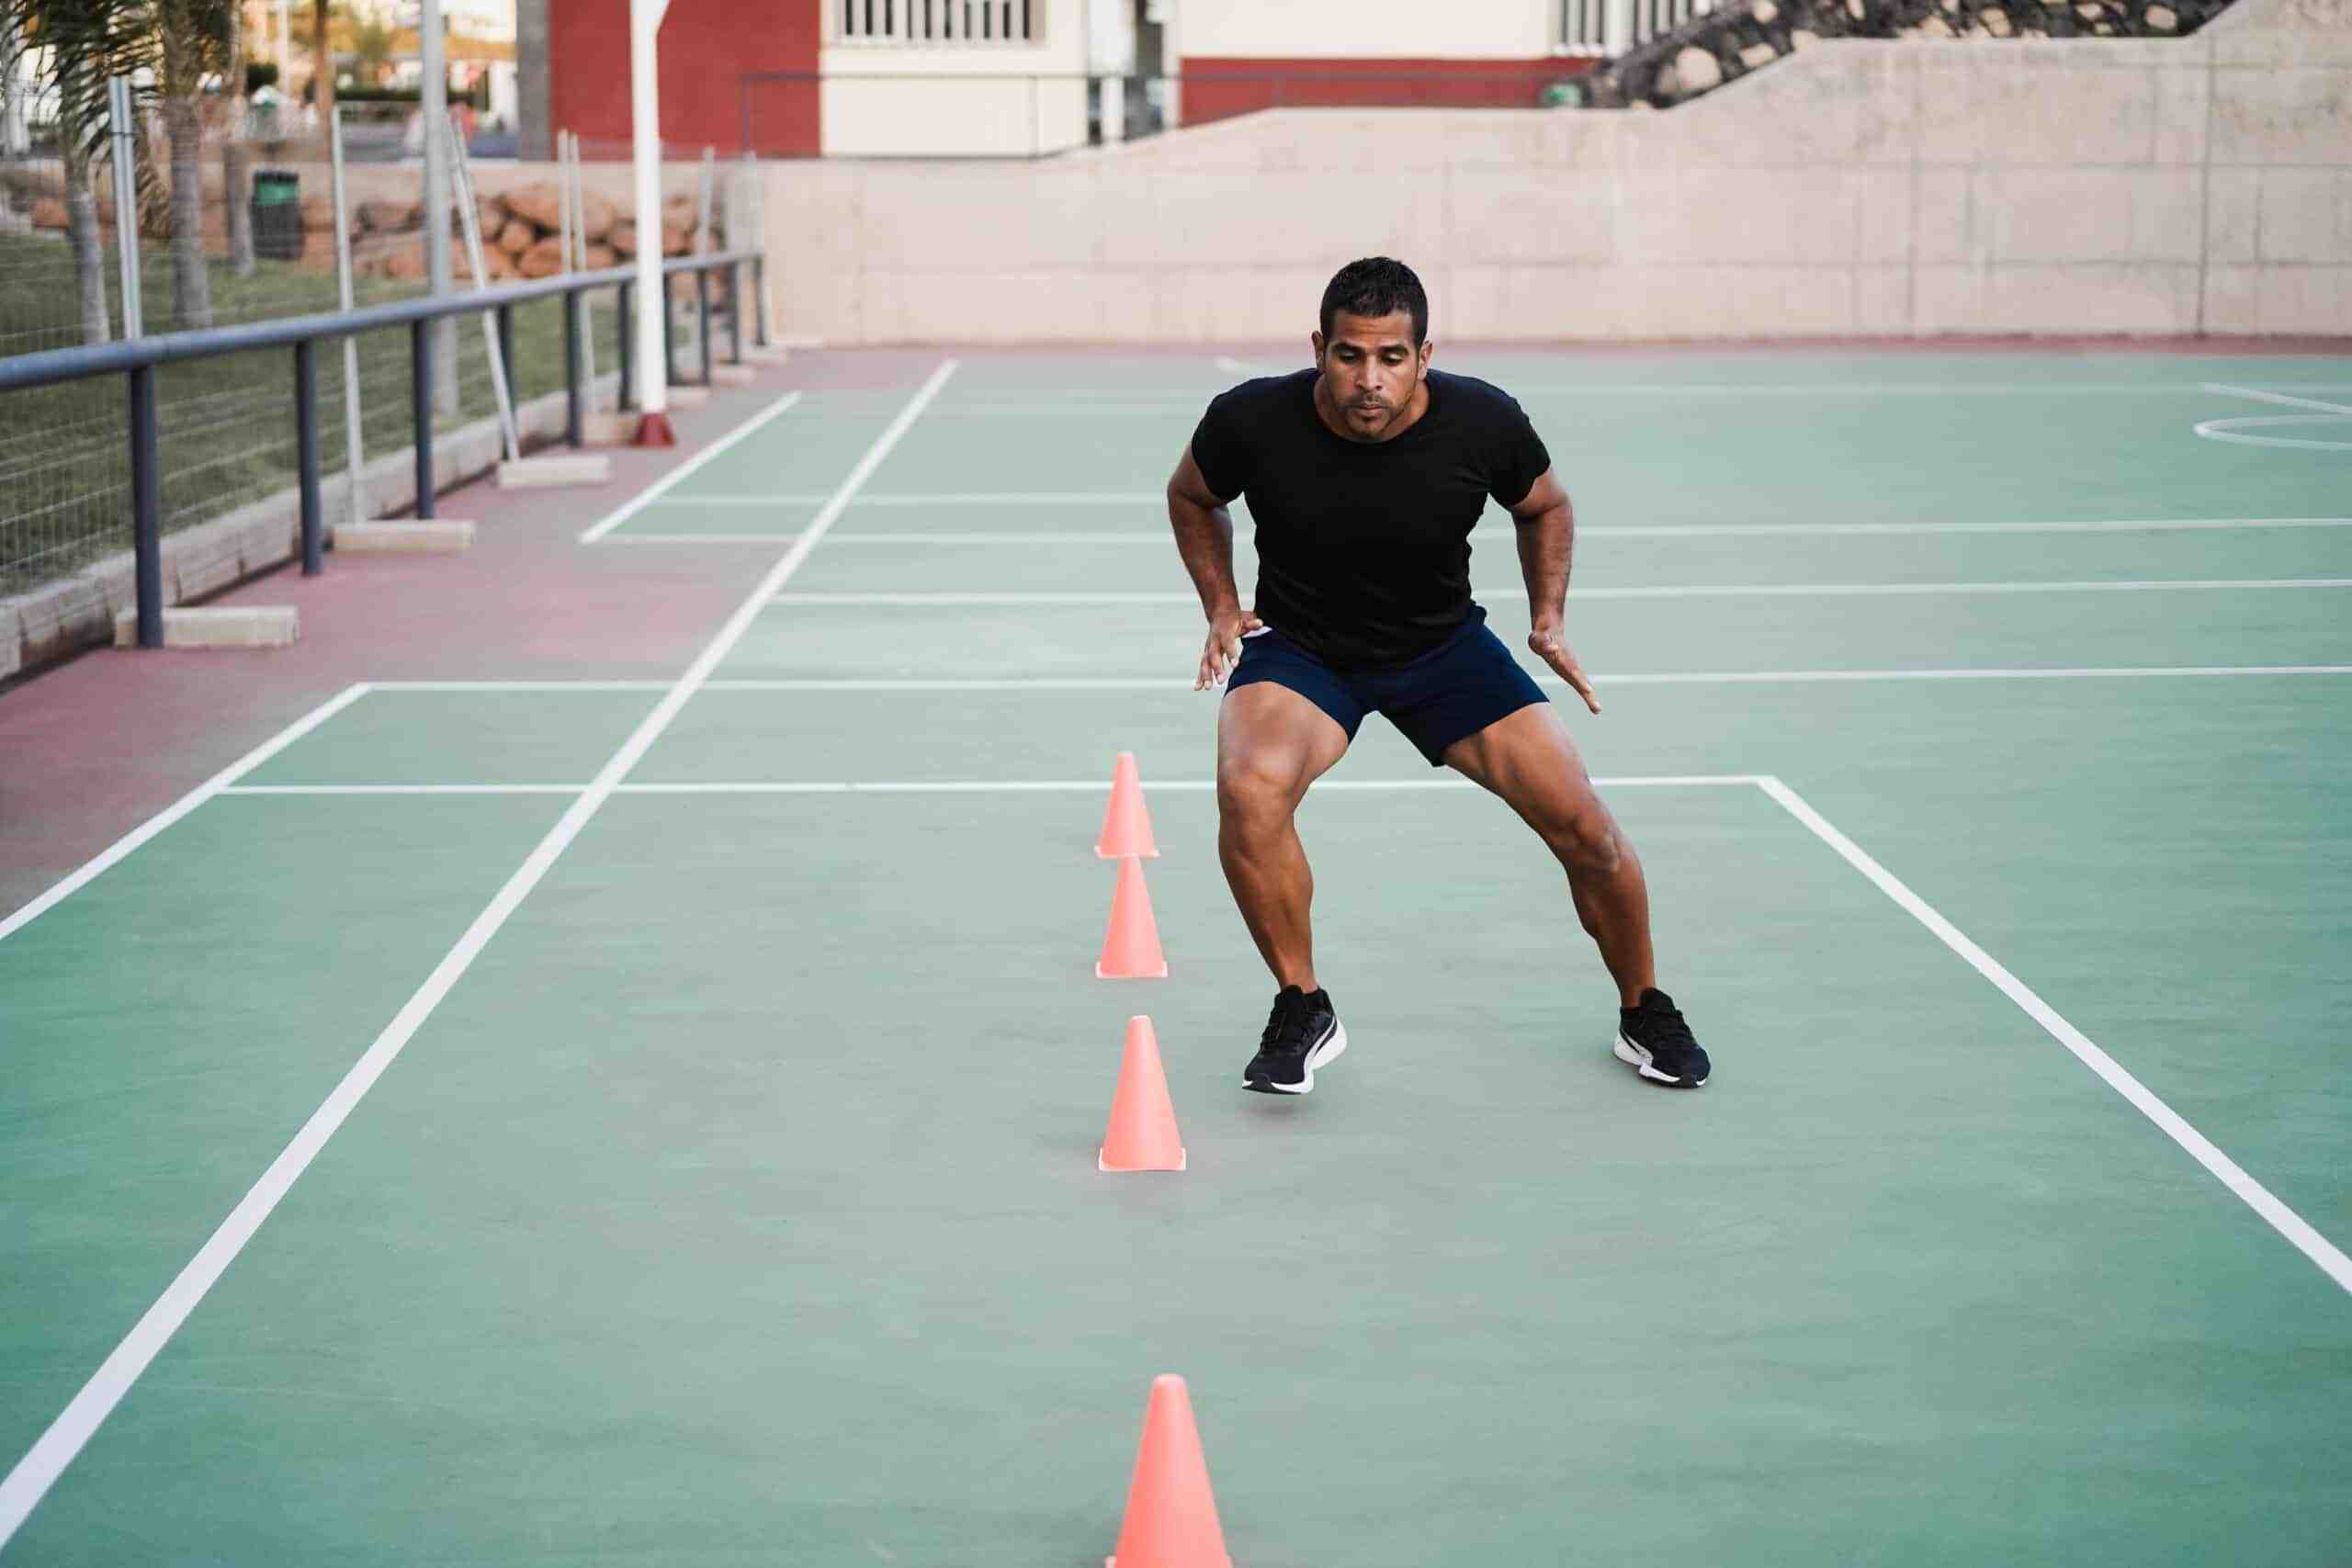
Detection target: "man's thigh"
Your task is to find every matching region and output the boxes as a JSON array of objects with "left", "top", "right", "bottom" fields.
[
  {"left": 1218, "top": 680, "right": 1354, "bottom": 802},
  {"left": 1440, "top": 701, "right": 1611, "bottom": 832}
]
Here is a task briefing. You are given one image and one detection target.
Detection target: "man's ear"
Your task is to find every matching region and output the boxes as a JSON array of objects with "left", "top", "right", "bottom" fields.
[{"left": 1310, "top": 332, "right": 1326, "bottom": 365}]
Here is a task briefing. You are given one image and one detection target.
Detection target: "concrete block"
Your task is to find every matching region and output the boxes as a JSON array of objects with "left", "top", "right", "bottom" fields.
[
  {"left": 1450, "top": 170, "right": 1622, "bottom": 265},
  {"left": 663, "top": 385, "right": 712, "bottom": 409},
  {"left": 1914, "top": 263, "right": 2199, "bottom": 335},
  {"left": 1913, "top": 168, "right": 1973, "bottom": 265},
  {"left": 334, "top": 520, "right": 477, "bottom": 553},
  {"left": 2246, "top": 265, "right": 2352, "bottom": 333},
  {"left": 2256, "top": 170, "right": 2352, "bottom": 263},
  {"left": 741, "top": 344, "right": 792, "bottom": 365},
  {"left": 710, "top": 363, "right": 757, "bottom": 386},
  {"left": 113, "top": 605, "right": 299, "bottom": 649},
  {"left": 2206, "top": 170, "right": 2261, "bottom": 263},
  {"left": 497, "top": 454, "right": 614, "bottom": 489},
  {"left": 582, "top": 411, "right": 639, "bottom": 446},
  {"left": 1855, "top": 265, "right": 1913, "bottom": 333},
  {"left": 2201, "top": 265, "right": 2263, "bottom": 333},
  {"left": 1974, "top": 169, "right": 2202, "bottom": 265},
  {"left": 2211, "top": 66, "right": 2352, "bottom": 164},
  {"left": 0, "top": 604, "right": 20, "bottom": 680},
  {"left": 1857, "top": 169, "right": 1915, "bottom": 265}
]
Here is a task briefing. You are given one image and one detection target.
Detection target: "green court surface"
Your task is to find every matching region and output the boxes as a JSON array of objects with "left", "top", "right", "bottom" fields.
[{"left": 4, "top": 350, "right": 2349, "bottom": 1564}]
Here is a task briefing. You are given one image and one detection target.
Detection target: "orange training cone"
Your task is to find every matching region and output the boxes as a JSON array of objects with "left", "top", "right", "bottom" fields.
[
  {"left": 1100, "top": 1016, "right": 1185, "bottom": 1172},
  {"left": 1096, "top": 855, "right": 1168, "bottom": 979},
  {"left": 1107, "top": 1374, "right": 1231, "bottom": 1568},
  {"left": 1096, "top": 751, "right": 1159, "bottom": 860}
]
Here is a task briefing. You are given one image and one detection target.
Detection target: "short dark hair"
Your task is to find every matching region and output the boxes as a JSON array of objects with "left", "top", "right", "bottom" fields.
[{"left": 1320, "top": 257, "right": 1428, "bottom": 345}]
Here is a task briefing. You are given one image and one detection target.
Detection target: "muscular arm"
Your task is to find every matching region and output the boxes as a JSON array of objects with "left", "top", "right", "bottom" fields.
[
  {"left": 1169, "top": 445, "right": 1263, "bottom": 689},
  {"left": 1509, "top": 467, "right": 1600, "bottom": 715}
]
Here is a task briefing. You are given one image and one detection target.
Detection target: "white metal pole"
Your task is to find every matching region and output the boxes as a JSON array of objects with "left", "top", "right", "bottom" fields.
[
  {"left": 107, "top": 76, "right": 142, "bottom": 340},
  {"left": 329, "top": 107, "right": 367, "bottom": 530},
  {"left": 628, "top": 0, "right": 671, "bottom": 432},
  {"left": 447, "top": 115, "right": 519, "bottom": 461},
  {"left": 422, "top": 0, "right": 457, "bottom": 412}
]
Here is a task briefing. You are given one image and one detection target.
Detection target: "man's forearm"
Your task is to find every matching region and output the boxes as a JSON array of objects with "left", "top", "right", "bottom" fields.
[
  {"left": 1515, "top": 502, "right": 1575, "bottom": 624},
  {"left": 1170, "top": 500, "right": 1243, "bottom": 619}
]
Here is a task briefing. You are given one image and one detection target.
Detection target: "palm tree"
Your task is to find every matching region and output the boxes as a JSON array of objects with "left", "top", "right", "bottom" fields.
[
  {"left": 351, "top": 10, "right": 393, "bottom": 86},
  {"left": 6, "top": 0, "right": 145, "bottom": 345},
  {"left": 145, "top": 0, "right": 233, "bottom": 329},
  {"left": 308, "top": 0, "right": 331, "bottom": 123}
]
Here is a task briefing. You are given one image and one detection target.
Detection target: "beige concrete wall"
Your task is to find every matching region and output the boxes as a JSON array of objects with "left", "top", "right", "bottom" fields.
[{"left": 761, "top": 0, "right": 2351, "bottom": 342}]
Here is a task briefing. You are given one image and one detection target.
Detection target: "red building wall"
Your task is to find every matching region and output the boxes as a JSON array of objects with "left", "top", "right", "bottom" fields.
[
  {"left": 547, "top": 0, "right": 820, "bottom": 157},
  {"left": 1178, "top": 56, "right": 1595, "bottom": 129}
]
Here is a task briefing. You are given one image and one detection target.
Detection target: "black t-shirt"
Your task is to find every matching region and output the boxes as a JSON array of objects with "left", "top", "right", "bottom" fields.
[{"left": 1189, "top": 367, "right": 1551, "bottom": 670}]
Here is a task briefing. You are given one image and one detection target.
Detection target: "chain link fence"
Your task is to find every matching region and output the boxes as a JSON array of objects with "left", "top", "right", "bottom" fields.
[{"left": 0, "top": 111, "right": 724, "bottom": 598}]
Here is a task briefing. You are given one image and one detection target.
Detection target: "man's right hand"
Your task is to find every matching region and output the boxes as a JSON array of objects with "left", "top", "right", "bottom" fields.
[{"left": 1196, "top": 606, "right": 1266, "bottom": 691}]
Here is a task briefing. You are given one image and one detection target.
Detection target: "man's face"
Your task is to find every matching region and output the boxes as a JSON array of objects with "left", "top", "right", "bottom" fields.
[{"left": 1313, "top": 310, "right": 1430, "bottom": 440}]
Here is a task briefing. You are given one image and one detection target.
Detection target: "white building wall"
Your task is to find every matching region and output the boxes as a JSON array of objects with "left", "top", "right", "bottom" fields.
[
  {"left": 1174, "top": 0, "right": 1561, "bottom": 59},
  {"left": 822, "top": 0, "right": 1092, "bottom": 156}
]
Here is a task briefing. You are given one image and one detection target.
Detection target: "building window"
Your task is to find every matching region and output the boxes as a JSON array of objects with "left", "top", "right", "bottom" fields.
[{"left": 837, "top": 0, "right": 1040, "bottom": 43}]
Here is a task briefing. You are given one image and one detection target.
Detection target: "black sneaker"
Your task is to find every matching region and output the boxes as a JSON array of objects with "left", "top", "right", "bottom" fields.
[
  {"left": 1242, "top": 986, "right": 1348, "bottom": 1095},
  {"left": 1613, "top": 988, "right": 1710, "bottom": 1088}
]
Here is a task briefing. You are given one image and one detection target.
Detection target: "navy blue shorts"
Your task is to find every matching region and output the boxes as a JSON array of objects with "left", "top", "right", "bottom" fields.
[{"left": 1227, "top": 615, "right": 1549, "bottom": 767}]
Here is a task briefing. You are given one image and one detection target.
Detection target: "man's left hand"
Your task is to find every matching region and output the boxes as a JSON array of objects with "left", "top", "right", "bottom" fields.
[{"left": 1529, "top": 621, "right": 1600, "bottom": 715}]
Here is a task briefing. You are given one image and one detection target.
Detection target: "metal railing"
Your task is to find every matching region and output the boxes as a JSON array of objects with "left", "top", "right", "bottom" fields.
[{"left": 0, "top": 247, "right": 764, "bottom": 648}]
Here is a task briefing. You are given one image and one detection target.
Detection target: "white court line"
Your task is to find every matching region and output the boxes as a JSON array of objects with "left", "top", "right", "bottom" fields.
[
  {"left": 936, "top": 381, "right": 2267, "bottom": 400},
  {"left": 220, "top": 784, "right": 587, "bottom": 795},
  {"left": 363, "top": 680, "right": 675, "bottom": 692},
  {"left": 767, "top": 579, "right": 2352, "bottom": 607},
  {"left": 637, "top": 491, "right": 1162, "bottom": 509},
  {"left": 0, "top": 684, "right": 373, "bottom": 943},
  {"left": 594, "top": 516, "right": 2352, "bottom": 547},
  {"left": 724, "top": 516, "right": 2352, "bottom": 547},
  {"left": 2203, "top": 383, "right": 2352, "bottom": 415},
  {"left": 0, "top": 359, "right": 961, "bottom": 1550},
  {"left": 673, "top": 666, "right": 2352, "bottom": 692},
  {"left": 2196, "top": 385, "right": 2352, "bottom": 451},
  {"left": 349, "top": 668, "right": 2352, "bottom": 698},
  {"left": 594, "top": 532, "right": 804, "bottom": 544},
  {"left": 575, "top": 390, "right": 804, "bottom": 543},
  {"left": 1759, "top": 775, "right": 2351, "bottom": 1296},
  {"left": 2194, "top": 415, "right": 2352, "bottom": 453},
  {"left": 220, "top": 775, "right": 1752, "bottom": 797}
]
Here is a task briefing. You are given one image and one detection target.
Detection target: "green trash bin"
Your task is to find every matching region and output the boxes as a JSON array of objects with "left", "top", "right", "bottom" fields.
[{"left": 251, "top": 168, "right": 301, "bottom": 261}]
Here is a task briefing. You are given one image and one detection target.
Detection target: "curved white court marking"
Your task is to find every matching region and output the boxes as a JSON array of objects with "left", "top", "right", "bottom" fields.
[
  {"left": 2194, "top": 414, "right": 2352, "bottom": 452},
  {"left": 2197, "top": 385, "right": 2352, "bottom": 451}
]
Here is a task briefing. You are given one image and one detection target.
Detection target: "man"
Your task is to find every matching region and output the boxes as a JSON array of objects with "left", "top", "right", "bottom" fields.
[{"left": 1165, "top": 256, "right": 1711, "bottom": 1095}]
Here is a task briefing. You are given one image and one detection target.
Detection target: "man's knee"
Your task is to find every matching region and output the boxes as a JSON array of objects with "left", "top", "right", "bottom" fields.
[
  {"left": 1548, "top": 810, "right": 1621, "bottom": 874},
  {"left": 1217, "top": 754, "right": 1302, "bottom": 832}
]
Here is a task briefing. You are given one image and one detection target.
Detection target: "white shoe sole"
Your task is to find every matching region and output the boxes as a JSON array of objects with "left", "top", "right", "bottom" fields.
[
  {"left": 1615, "top": 1032, "right": 1706, "bottom": 1087},
  {"left": 1245, "top": 1021, "right": 1349, "bottom": 1095}
]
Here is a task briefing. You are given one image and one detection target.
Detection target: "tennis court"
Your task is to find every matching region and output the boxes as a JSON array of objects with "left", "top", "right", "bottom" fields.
[{"left": 4, "top": 347, "right": 2349, "bottom": 1564}]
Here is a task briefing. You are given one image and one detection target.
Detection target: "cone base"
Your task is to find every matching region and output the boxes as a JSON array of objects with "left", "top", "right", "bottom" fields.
[
  {"left": 631, "top": 412, "right": 678, "bottom": 447},
  {"left": 1096, "top": 962, "right": 1170, "bottom": 979},
  {"left": 1099, "top": 1146, "right": 1186, "bottom": 1172},
  {"left": 1094, "top": 846, "right": 1161, "bottom": 860},
  {"left": 1110, "top": 1558, "right": 1231, "bottom": 1568}
]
